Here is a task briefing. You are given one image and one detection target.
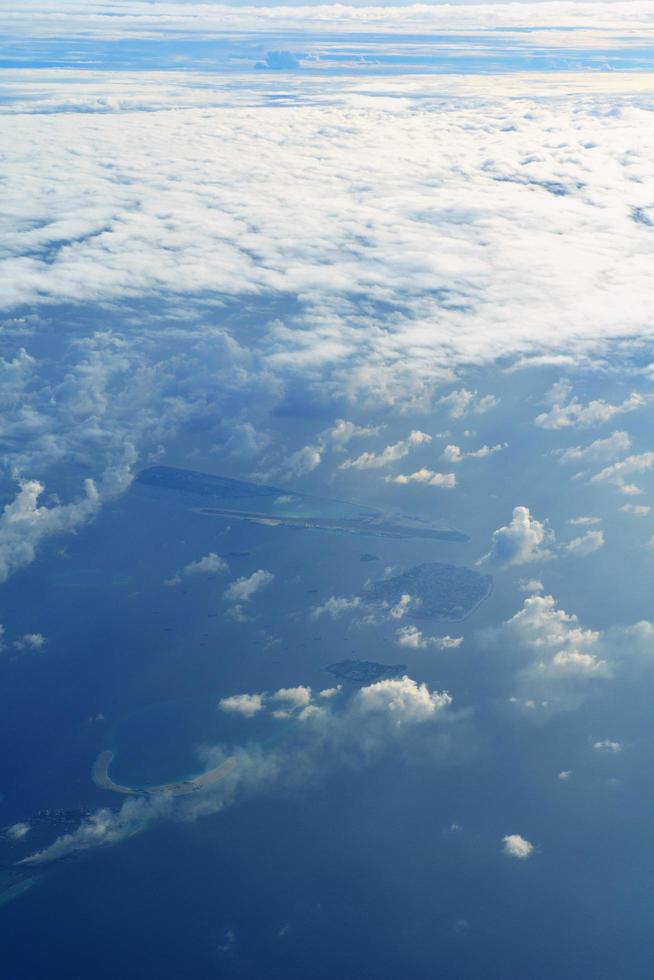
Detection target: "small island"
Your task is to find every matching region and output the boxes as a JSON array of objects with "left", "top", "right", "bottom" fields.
[
  {"left": 363, "top": 562, "right": 492, "bottom": 622},
  {"left": 92, "top": 750, "right": 236, "bottom": 797},
  {"left": 325, "top": 659, "right": 407, "bottom": 684},
  {"left": 136, "top": 466, "right": 468, "bottom": 542}
]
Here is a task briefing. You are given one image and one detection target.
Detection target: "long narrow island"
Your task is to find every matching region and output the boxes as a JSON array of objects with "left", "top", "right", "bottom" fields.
[{"left": 92, "top": 750, "right": 236, "bottom": 797}]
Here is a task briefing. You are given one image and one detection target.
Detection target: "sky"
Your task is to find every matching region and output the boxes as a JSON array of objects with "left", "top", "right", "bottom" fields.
[{"left": 2, "top": 2, "right": 654, "bottom": 978}]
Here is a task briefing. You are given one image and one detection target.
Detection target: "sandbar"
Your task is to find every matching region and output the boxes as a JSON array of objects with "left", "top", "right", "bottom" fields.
[{"left": 92, "top": 750, "right": 236, "bottom": 797}]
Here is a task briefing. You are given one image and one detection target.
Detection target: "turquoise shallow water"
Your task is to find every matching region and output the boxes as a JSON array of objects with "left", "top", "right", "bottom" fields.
[{"left": 105, "top": 697, "right": 295, "bottom": 789}]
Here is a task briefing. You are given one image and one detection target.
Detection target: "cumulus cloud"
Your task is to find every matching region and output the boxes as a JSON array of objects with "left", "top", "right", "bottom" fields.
[
  {"left": 555, "top": 430, "right": 631, "bottom": 464},
  {"left": 441, "top": 442, "right": 506, "bottom": 463},
  {"left": 590, "top": 452, "right": 654, "bottom": 493},
  {"left": 285, "top": 444, "right": 323, "bottom": 477},
  {"left": 437, "top": 389, "right": 497, "bottom": 420},
  {"left": 326, "top": 419, "right": 379, "bottom": 449},
  {"left": 483, "top": 592, "right": 622, "bottom": 714},
  {"left": 4, "top": 822, "right": 30, "bottom": 841},
  {"left": 502, "top": 834, "right": 534, "bottom": 859},
  {"left": 270, "top": 686, "right": 312, "bottom": 709},
  {"left": 396, "top": 625, "right": 462, "bottom": 650},
  {"left": 386, "top": 469, "right": 456, "bottom": 488},
  {"left": 13, "top": 632, "right": 46, "bottom": 651},
  {"left": 479, "top": 506, "right": 555, "bottom": 568},
  {"left": 565, "top": 529, "right": 605, "bottom": 556},
  {"left": 20, "top": 675, "right": 455, "bottom": 866},
  {"left": 536, "top": 384, "right": 645, "bottom": 430},
  {"left": 223, "top": 569, "right": 274, "bottom": 603},
  {"left": 340, "top": 431, "right": 431, "bottom": 471},
  {"left": 166, "top": 552, "right": 228, "bottom": 586},
  {"left": 311, "top": 595, "right": 361, "bottom": 620},
  {"left": 592, "top": 739, "right": 622, "bottom": 754},
  {"left": 620, "top": 503, "right": 650, "bottom": 517},
  {"left": 218, "top": 693, "right": 265, "bottom": 718},
  {"left": 0, "top": 464, "right": 132, "bottom": 584}
]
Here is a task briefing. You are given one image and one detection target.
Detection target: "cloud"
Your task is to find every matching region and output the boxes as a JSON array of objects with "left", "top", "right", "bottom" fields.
[
  {"left": 620, "top": 503, "right": 650, "bottom": 517},
  {"left": 536, "top": 385, "right": 645, "bottom": 430},
  {"left": 590, "top": 452, "right": 654, "bottom": 492},
  {"left": 388, "top": 594, "right": 418, "bottom": 619},
  {"left": 483, "top": 592, "right": 621, "bottom": 715},
  {"left": 441, "top": 442, "right": 507, "bottom": 463},
  {"left": 326, "top": 419, "right": 379, "bottom": 449},
  {"left": 437, "top": 389, "right": 498, "bottom": 420},
  {"left": 225, "top": 604, "right": 248, "bottom": 623},
  {"left": 270, "top": 686, "right": 312, "bottom": 709},
  {"left": 386, "top": 469, "right": 456, "bottom": 488},
  {"left": 0, "top": 465, "right": 132, "bottom": 584},
  {"left": 565, "top": 529, "right": 605, "bottom": 556},
  {"left": 285, "top": 444, "right": 323, "bottom": 477},
  {"left": 4, "top": 822, "right": 30, "bottom": 841},
  {"left": 166, "top": 551, "right": 228, "bottom": 586},
  {"left": 555, "top": 430, "right": 631, "bottom": 464},
  {"left": 396, "top": 625, "right": 462, "bottom": 650},
  {"left": 311, "top": 595, "right": 361, "bottom": 619},
  {"left": 567, "top": 516, "right": 601, "bottom": 526},
  {"left": 502, "top": 834, "right": 534, "bottom": 859},
  {"left": 592, "top": 739, "right": 622, "bottom": 753},
  {"left": 223, "top": 569, "right": 274, "bottom": 603},
  {"left": 340, "top": 430, "right": 431, "bottom": 471},
  {"left": 20, "top": 675, "right": 456, "bottom": 866},
  {"left": 13, "top": 632, "right": 46, "bottom": 651},
  {"left": 479, "top": 506, "right": 555, "bottom": 568},
  {"left": 218, "top": 693, "right": 265, "bottom": 718}
]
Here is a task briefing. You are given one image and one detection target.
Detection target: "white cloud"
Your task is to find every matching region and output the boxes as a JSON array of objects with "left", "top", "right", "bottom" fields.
[
  {"left": 5, "top": 822, "right": 30, "bottom": 841},
  {"left": 567, "top": 516, "right": 601, "bottom": 526},
  {"left": 502, "top": 834, "right": 534, "bottom": 859},
  {"left": 565, "top": 529, "right": 605, "bottom": 556},
  {"left": 479, "top": 506, "right": 555, "bottom": 568},
  {"left": 590, "top": 452, "right": 654, "bottom": 491},
  {"left": 218, "top": 693, "right": 265, "bottom": 718},
  {"left": 593, "top": 739, "right": 622, "bottom": 753},
  {"left": 0, "top": 465, "right": 132, "bottom": 584},
  {"left": 388, "top": 593, "right": 417, "bottom": 619},
  {"left": 326, "top": 419, "right": 379, "bottom": 449},
  {"left": 13, "top": 632, "right": 46, "bottom": 651},
  {"left": 286, "top": 444, "right": 323, "bottom": 477},
  {"left": 223, "top": 569, "right": 274, "bottom": 603},
  {"left": 386, "top": 468, "right": 456, "bottom": 488},
  {"left": 620, "top": 503, "right": 650, "bottom": 516},
  {"left": 519, "top": 578, "right": 544, "bottom": 593},
  {"left": 224, "top": 604, "right": 248, "bottom": 623},
  {"left": 269, "top": 686, "right": 312, "bottom": 709},
  {"left": 441, "top": 442, "right": 507, "bottom": 463},
  {"left": 311, "top": 595, "right": 361, "bottom": 620},
  {"left": 558, "top": 770, "right": 572, "bottom": 781},
  {"left": 437, "top": 389, "right": 498, "bottom": 420},
  {"left": 536, "top": 387, "right": 645, "bottom": 430},
  {"left": 396, "top": 625, "right": 462, "bottom": 650},
  {"left": 166, "top": 551, "right": 228, "bottom": 586},
  {"left": 353, "top": 676, "right": 452, "bottom": 725},
  {"left": 319, "top": 686, "right": 341, "bottom": 699},
  {"left": 556, "top": 430, "right": 631, "bottom": 464},
  {"left": 21, "top": 673, "right": 455, "bottom": 866},
  {"left": 340, "top": 430, "right": 431, "bottom": 471},
  {"left": 487, "top": 593, "right": 616, "bottom": 714}
]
